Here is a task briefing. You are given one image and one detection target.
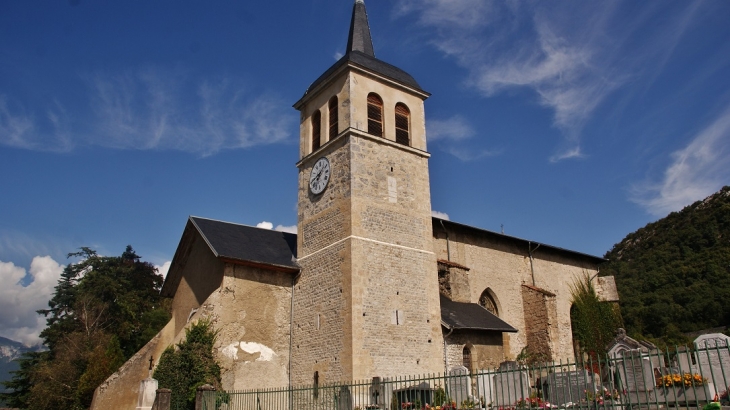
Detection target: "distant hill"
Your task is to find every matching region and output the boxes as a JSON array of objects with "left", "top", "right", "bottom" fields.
[
  {"left": 601, "top": 186, "right": 730, "bottom": 346},
  {"left": 0, "top": 336, "right": 43, "bottom": 395}
]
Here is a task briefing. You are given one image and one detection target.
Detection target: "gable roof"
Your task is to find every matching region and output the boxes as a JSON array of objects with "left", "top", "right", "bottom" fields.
[
  {"left": 434, "top": 217, "right": 605, "bottom": 264},
  {"left": 190, "top": 216, "right": 298, "bottom": 271},
  {"left": 440, "top": 294, "right": 518, "bottom": 333}
]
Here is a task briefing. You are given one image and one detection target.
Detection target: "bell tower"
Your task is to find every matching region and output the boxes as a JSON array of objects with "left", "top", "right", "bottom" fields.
[{"left": 291, "top": 0, "right": 444, "bottom": 385}]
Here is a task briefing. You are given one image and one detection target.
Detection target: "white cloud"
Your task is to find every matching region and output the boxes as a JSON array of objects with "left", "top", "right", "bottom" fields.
[
  {"left": 432, "top": 210, "right": 450, "bottom": 220},
  {"left": 256, "top": 221, "right": 297, "bottom": 234},
  {"left": 274, "top": 225, "right": 297, "bottom": 234},
  {"left": 155, "top": 261, "right": 172, "bottom": 279},
  {"left": 445, "top": 146, "right": 501, "bottom": 162},
  {"left": 396, "top": 1, "right": 701, "bottom": 161},
  {"left": 427, "top": 116, "right": 475, "bottom": 141},
  {"left": 630, "top": 105, "right": 730, "bottom": 216},
  {"left": 256, "top": 221, "right": 273, "bottom": 230},
  {"left": 549, "top": 146, "right": 585, "bottom": 163},
  {"left": 0, "top": 68, "right": 295, "bottom": 156},
  {"left": 0, "top": 256, "right": 64, "bottom": 346}
]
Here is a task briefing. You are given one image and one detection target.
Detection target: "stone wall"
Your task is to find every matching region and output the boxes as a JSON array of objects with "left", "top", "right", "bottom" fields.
[
  {"left": 198, "top": 263, "right": 293, "bottom": 391},
  {"left": 291, "top": 241, "right": 349, "bottom": 386},
  {"left": 521, "top": 285, "right": 558, "bottom": 361},
  {"left": 432, "top": 224, "right": 601, "bottom": 361},
  {"left": 444, "top": 331, "right": 505, "bottom": 371},
  {"left": 168, "top": 232, "right": 225, "bottom": 337},
  {"left": 90, "top": 318, "right": 176, "bottom": 410}
]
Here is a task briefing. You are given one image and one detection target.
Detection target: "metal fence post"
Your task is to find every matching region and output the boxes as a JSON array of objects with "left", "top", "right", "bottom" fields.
[{"left": 196, "top": 384, "right": 216, "bottom": 410}]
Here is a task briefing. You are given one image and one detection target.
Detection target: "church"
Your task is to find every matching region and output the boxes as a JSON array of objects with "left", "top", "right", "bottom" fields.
[{"left": 91, "top": 1, "right": 618, "bottom": 408}]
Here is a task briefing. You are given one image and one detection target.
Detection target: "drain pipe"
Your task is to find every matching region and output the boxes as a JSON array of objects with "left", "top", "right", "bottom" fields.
[
  {"left": 439, "top": 219, "right": 451, "bottom": 261},
  {"left": 528, "top": 242, "right": 540, "bottom": 286},
  {"left": 443, "top": 326, "right": 454, "bottom": 374}
]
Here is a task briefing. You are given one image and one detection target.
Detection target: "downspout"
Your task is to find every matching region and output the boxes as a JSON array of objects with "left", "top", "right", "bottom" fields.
[
  {"left": 439, "top": 219, "right": 451, "bottom": 261},
  {"left": 443, "top": 325, "right": 454, "bottom": 374},
  {"left": 528, "top": 242, "right": 540, "bottom": 287}
]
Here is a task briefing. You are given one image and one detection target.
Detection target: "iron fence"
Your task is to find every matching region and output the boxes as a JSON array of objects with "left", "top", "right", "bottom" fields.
[{"left": 201, "top": 343, "right": 730, "bottom": 410}]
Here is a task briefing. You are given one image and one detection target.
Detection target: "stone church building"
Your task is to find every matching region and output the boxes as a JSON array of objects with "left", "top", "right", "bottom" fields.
[{"left": 91, "top": 1, "right": 617, "bottom": 408}]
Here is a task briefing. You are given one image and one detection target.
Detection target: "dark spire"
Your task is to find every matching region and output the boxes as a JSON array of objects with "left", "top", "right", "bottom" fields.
[{"left": 346, "top": 0, "right": 375, "bottom": 57}]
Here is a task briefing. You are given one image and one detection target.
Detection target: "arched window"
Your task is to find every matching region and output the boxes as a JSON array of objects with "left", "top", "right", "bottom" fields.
[
  {"left": 479, "top": 289, "right": 499, "bottom": 317},
  {"left": 367, "top": 93, "right": 383, "bottom": 137},
  {"left": 395, "top": 103, "right": 410, "bottom": 146},
  {"left": 312, "top": 110, "right": 322, "bottom": 152},
  {"left": 462, "top": 346, "right": 472, "bottom": 370},
  {"left": 329, "top": 96, "right": 338, "bottom": 139}
]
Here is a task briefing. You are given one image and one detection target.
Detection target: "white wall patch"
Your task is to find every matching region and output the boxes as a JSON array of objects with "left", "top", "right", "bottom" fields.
[
  {"left": 239, "top": 341, "right": 277, "bottom": 362},
  {"left": 387, "top": 176, "right": 397, "bottom": 203}
]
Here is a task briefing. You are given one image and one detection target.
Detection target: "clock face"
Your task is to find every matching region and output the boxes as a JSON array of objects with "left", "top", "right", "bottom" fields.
[{"left": 309, "top": 157, "right": 331, "bottom": 195}]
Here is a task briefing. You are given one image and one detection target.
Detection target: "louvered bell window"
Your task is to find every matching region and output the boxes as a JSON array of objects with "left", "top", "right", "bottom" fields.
[
  {"left": 395, "top": 103, "right": 410, "bottom": 146},
  {"left": 329, "top": 97, "right": 338, "bottom": 140},
  {"left": 367, "top": 93, "right": 383, "bottom": 137},
  {"left": 312, "top": 110, "right": 321, "bottom": 152}
]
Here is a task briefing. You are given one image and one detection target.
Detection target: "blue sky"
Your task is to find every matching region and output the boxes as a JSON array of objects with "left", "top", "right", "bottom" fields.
[{"left": 1, "top": 0, "right": 729, "bottom": 345}]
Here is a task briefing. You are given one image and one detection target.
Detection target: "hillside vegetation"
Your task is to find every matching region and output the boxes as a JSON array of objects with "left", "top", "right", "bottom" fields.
[{"left": 601, "top": 186, "right": 730, "bottom": 346}]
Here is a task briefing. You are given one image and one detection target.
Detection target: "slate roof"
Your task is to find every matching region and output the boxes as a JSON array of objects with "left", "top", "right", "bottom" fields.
[
  {"left": 347, "top": 0, "right": 375, "bottom": 58},
  {"left": 299, "top": 0, "right": 426, "bottom": 101},
  {"left": 440, "top": 294, "right": 518, "bottom": 333},
  {"left": 434, "top": 218, "right": 605, "bottom": 264},
  {"left": 190, "top": 216, "right": 299, "bottom": 271}
]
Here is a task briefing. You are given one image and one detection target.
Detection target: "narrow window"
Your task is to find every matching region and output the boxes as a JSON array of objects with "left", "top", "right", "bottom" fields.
[
  {"left": 463, "top": 346, "right": 472, "bottom": 371},
  {"left": 329, "top": 96, "right": 338, "bottom": 139},
  {"left": 395, "top": 103, "right": 410, "bottom": 146},
  {"left": 313, "top": 371, "right": 319, "bottom": 399},
  {"left": 312, "top": 110, "right": 321, "bottom": 152},
  {"left": 367, "top": 93, "right": 383, "bottom": 137}
]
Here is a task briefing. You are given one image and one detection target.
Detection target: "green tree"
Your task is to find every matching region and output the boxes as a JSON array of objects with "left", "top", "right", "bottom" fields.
[
  {"left": 154, "top": 320, "right": 221, "bottom": 410},
  {"left": 1, "top": 246, "right": 170, "bottom": 409},
  {"left": 601, "top": 186, "right": 730, "bottom": 345},
  {"left": 570, "top": 273, "right": 623, "bottom": 357}
]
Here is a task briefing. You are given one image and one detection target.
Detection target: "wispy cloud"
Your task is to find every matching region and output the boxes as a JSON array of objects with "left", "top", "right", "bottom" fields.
[
  {"left": 427, "top": 115, "right": 475, "bottom": 141},
  {"left": 630, "top": 104, "right": 730, "bottom": 216},
  {"left": 0, "top": 256, "right": 64, "bottom": 346},
  {"left": 0, "top": 68, "right": 295, "bottom": 156},
  {"left": 87, "top": 69, "right": 294, "bottom": 156},
  {"left": 395, "top": 0, "right": 701, "bottom": 162},
  {"left": 445, "top": 146, "right": 501, "bottom": 162}
]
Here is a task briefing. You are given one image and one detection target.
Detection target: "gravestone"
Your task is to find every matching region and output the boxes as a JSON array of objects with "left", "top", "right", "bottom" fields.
[
  {"left": 136, "top": 377, "right": 158, "bottom": 410},
  {"left": 448, "top": 366, "right": 472, "bottom": 406},
  {"left": 337, "top": 385, "right": 353, "bottom": 410},
  {"left": 694, "top": 334, "right": 730, "bottom": 391},
  {"left": 475, "top": 370, "right": 495, "bottom": 408},
  {"left": 543, "top": 369, "right": 596, "bottom": 406},
  {"left": 617, "top": 349, "right": 655, "bottom": 393},
  {"left": 491, "top": 361, "right": 530, "bottom": 406},
  {"left": 675, "top": 346, "right": 696, "bottom": 375}
]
